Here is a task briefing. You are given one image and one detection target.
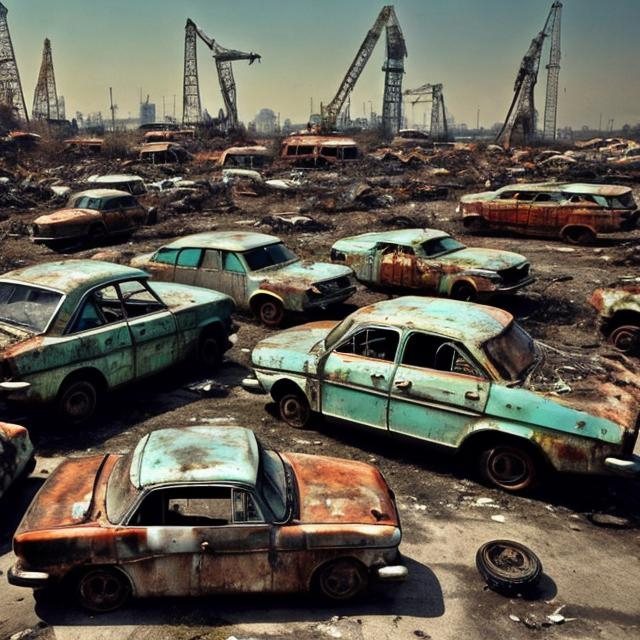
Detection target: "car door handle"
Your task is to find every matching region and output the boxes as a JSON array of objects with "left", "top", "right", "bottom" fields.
[
  {"left": 465, "top": 391, "right": 480, "bottom": 401},
  {"left": 200, "top": 541, "right": 211, "bottom": 552},
  {"left": 371, "top": 373, "right": 385, "bottom": 380},
  {"left": 395, "top": 380, "right": 412, "bottom": 389}
]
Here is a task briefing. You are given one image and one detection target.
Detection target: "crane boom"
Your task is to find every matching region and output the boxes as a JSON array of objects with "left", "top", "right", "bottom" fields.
[{"left": 542, "top": 2, "right": 562, "bottom": 140}]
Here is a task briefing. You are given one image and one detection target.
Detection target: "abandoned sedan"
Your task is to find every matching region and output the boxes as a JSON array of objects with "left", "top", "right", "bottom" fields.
[
  {"left": 0, "top": 260, "right": 236, "bottom": 424},
  {"left": 9, "top": 426, "right": 406, "bottom": 611},
  {"left": 247, "top": 296, "right": 640, "bottom": 492},
  {"left": 331, "top": 228, "right": 533, "bottom": 300},
  {"left": 0, "top": 422, "right": 35, "bottom": 500},
  {"left": 132, "top": 232, "right": 356, "bottom": 326},
  {"left": 458, "top": 182, "right": 638, "bottom": 244},
  {"left": 590, "top": 281, "right": 640, "bottom": 354},
  {"left": 30, "top": 189, "right": 152, "bottom": 247}
]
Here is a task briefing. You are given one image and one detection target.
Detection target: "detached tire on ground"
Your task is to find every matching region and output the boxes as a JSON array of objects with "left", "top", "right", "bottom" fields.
[
  {"left": 314, "top": 559, "right": 368, "bottom": 601},
  {"left": 75, "top": 567, "right": 131, "bottom": 612},
  {"left": 56, "top": 377, "right": 99, "bottom": 425},
  {"left": 476, "top": 540, "right": 542, "bottom": 595}
]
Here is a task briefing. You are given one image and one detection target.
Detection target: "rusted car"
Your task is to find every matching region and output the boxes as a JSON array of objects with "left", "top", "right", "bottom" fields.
[
  {"left": 9, "top": 425, "right": 406, "bottom": 611},
  {"left": 0, "top": 422, "right": 34, "bottom": 500},
  {"left": 85, "top": 174, "right": 147, "bottom": 196},
  {"left": 219, "top": 145, "right": 273, "bottom": 169},
  {"left": 246, "top": 296, "right": 640, "bottom": 492},
  {"left": 458, "top": 182, "right": 639, "bottom": 244},
  {"left": 139, "top": 142, "right": 189, "bottom": 164},
  {"left": 331, "top": 228, "right": 533, "bottom": 301},
  {"left": 590, "top": 281, "right": 640, "bottom": 354},
  {"left": 0, "top": 260, "right": 236, "bottom": 424},
  {"left": 280, "top": 135, "right": 359, "bottom": 167},
  {"left": 131, "top": 232, "right": 356, "bottom": 326},
  {"left": 30, "top": 189, "right": 152, "bottom": 247}
]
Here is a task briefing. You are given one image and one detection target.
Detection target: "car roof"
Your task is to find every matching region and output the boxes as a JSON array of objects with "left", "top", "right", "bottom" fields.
[
  {"left": 1, "top": 260, "right": 148, "bottom": 293},
  {"left": 129, "top": 426, "right": 260, "bottom": 489},
  {"left": 163, "top": 231, "right": 281, "bottom": 252},
  {"left": 86, "top": 174, "right": 144, "bottom": 183},
  {"left": 496, "top": 182, "right": 631, "bottom": 196},
  {"left": 338, "top": 228, "right": 450, "bottom": 247},
  {"left": 70, "top": 189, "right": 133, "bottom": 199},
  {"left": 221, "top": 146, "right": 272, "bottom": 156},
  {"left": 283, "top": 135, "right": 358, "bottom": 147},
  {"left": 352, "top": 296, "right": 513, "bottom": 344}
]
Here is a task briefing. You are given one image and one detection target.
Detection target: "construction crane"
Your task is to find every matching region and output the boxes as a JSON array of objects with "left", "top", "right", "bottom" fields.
[
  {"left": 495, "top": 1, "right": 562, "bottom": 147},
  {"left": 542, "top": 2, "right": 562, "bottom": 140},
  {"left": 182, "top": 18, "right": 260, "bottom": 131},
  {"left": 0, "top": 2, "right": 28, "bottom": 123},
  {"left": 320, "top": 5, "right": 407, "bottom": 137},
  {"left": 403, "top": 83, "right": 449, "bottom": 141},
  {"left": 32, "top": 38, "right": 60, "bottom": 121}
]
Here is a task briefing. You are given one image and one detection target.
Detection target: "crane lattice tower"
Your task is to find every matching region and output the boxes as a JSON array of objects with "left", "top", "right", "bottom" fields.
[
  {"left": 0, "top": 2, "right": 28, "bottom": 122},
  {"left": 32, "top": 38, "right": 60, "bottom": 120},
  {"left": 542, "top": 2, "right": 562, "bottom": 140}
]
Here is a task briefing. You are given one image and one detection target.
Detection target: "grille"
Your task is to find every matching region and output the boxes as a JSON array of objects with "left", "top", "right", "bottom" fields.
[{"left": 499, "top": 263, "right": 530, "bottom": 286}]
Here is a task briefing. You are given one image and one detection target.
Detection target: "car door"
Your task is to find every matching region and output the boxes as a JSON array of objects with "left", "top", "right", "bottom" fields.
[
  {"left": 527, "top": 192, "right": 560, "bottom": 234},
  {"left": 118, "top": 279, "right": 179, "bottom": 378},
  {"left": 204, "top": 251, "right": 247, "bottom": 305},
  {"left": 488, "top": 191, "right": 519, "bottom": 229},
  {"left": 388, "top": 330, "right": 489, "bottom": 446},
  {"left": 319, "top": 326, "right": 400, "bottom": 430},
  {"left": 193, "top": 249, "right": 223, "bottom": 290},
  {"left": 101, "top": 196, "right": 129, "bottom": 232},
  {"left": 378, "top": 244, "right": 418, "bottom": 289},
  {"left": 172, "top": 248, "right": 203, "bottom": 287}
]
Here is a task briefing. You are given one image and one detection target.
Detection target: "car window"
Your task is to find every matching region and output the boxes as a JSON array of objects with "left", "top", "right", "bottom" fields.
[
  {"left": 335, "top": 327, "right": 399, "bottom": 362},
  {"left": 421, "top": 237, "right": 465, "bottom": 257},
  {"left": 533, "top": 192, "right": 562, "bottom": 203},
  {"left": 118, "top": 280, "right": 165, "bottom": 318},
  {"left": 69, "top": 285, "right": 125, "bottom": 333},
  {"left": 341, "top": 147, "right": 358, "bottom": 160},
  {"left": 153, "top": 248, "right": 179, "bottom": 265},
  {"left": 498, "top": 191, "right": 517, "bottom": 200},
  {"left": 515, "top": 192, "right": 536, "bottom": 201},
  {"left": 201, "top": 249, "right": 222, "bottom": 270},
  {"left": 242, "top": 243, "right": 297, "bottom": 271},
  {"left": 381, "top": 243, "right": 413, "bottom": 256},
  {"left": 101, "top": 198, "right": 119, "bottom": 211},
  {"left": 177, "top": 248, "right": 203, "bottom": 269},
  {"left": 233, "top": 490, "right": 264, "bottom": 523},
  {"left": 222, "top": 252, "right": 246, "bottom": 273},
  {"left": 0, "top": 282, "right": 63, "bottom": 333},
  {"left": 401, "top": 331, "right": 484, "bottom": 377}
]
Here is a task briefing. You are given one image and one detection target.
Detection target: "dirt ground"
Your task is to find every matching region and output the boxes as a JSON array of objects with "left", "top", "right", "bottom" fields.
[{"left": 1, "top": 151, "right": 639, "bottom": 640}]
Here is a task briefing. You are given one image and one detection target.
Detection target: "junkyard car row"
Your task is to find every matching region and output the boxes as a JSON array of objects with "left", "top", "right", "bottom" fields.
[{"left": 2, "top": 162, "right": 640, "bottom": 622}]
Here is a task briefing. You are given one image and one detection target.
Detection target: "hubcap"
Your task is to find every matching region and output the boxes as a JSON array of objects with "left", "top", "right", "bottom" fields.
[
  {"left": 261, "top": 302, "right": 279, "bottom": 322},
  {"left": 66, "top": 389, "right": 91, "bottom": 419},
  {"left": 80, "top": 572, "right": 124, "bottom": 609},
  {"left": 612, "top": 326, "right": 640, "bottom": 353},
  {"left": 489, "top": 450, "right": 528, "bottom": 485},
  {"left": 323, "top": 563, "right": 362, "bottom": 598},
  {"left": 282, "top": 397, "right": 306, "bottom": 426}
]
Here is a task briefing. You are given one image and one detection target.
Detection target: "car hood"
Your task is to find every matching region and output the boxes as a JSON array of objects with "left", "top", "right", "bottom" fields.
[
  {"left": 252, "top": 321, "right": 338, "bottom": 373},
  {"left": 283, "top": 452, "right": 399, "bottom": 526},
  {"left": 16, "top": 455, "right": 108, "bottom": 533},
  {"left": 257, "top": 261, "right": 352, "bottom": 288},
  {"left": 33, "top": 208, "right": 100, "bottom": 224},
  {"left": 149, "top": 281, "right": 235, "bottom": 310},
  {"left": 0, "top": 323, "right": 34, "bottom": 351},
  {"left": 437, "top": 248, "right": 527, "bottom": 272}
]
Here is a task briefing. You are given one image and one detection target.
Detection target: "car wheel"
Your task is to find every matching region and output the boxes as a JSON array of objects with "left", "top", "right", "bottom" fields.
[
  {"left": 56, "top": 378, "right": 98, "bottom": 425},
  {"left": 315, "top": 559, "right": 368, "bottom": 601},
  {"left": 451, "top": 281, "right": 477, "bottom": 302},
  {"left": 464, "top": 217, "right": 488, "bottom": 232},
  {"left": 279, "top": 392, "right": 310, "bottom": 429},
  {"left": 478, "top": 443, "right": 538, "bottom": 492},
  {"left": 562, "top": 227, "right": 595, "bottom": 245},
  {"left": 476, "top": 540, "right": 542, "bottom": 595},
  {"left": 610, "top": 324, "right": 640, "bottom": 354},
  {"left": 197, "top": 331, "right": 222, "bottom": 370},
  {"left": 76, "top": 567, "right": 131, "bottom": 612},
  {"left": 257, "top": 298, "right": 285, "bottom": 327}
]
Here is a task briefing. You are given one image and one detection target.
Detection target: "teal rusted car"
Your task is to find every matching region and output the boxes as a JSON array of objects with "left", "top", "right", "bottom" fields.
[
  {"left": 247, "top": 296, "right": 640, "bottom": 492},
  {"left": 331, "top": 228, "right": 533, "bottom": 301},
  {"left": 589, "top": 281, "right": 640, "bottom": 354},
  {"left": 131, "top": 232, "right": 356, "bottom": 326},
  {"left": 0, "top": 260, "right": 236, "bottom": 424}
]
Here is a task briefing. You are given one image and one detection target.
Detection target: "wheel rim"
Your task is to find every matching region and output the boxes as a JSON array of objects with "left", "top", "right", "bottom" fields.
[
  {"left": 320, "top": 561, "right": 365, "bottom": 600},
  {"left": 62, "top": 383, "right": 95, "bottom": 422},
  {"left": 260, "top": 301, "right": 283, "bottom": 326},
  {"left": 280, "top": 394, "right": 309, "bottom": 428},
  {"left": 78, "top": 570, "right": 128, "bottom": 611},
  {"left": 486, "top": 544, "right": 530, "bottom": 576},
  {"left": 487, "top": 448, "right": 529, "bottom": 486},
  {"left": 611, "top": 325, "right": 640, "bottom": 354}
]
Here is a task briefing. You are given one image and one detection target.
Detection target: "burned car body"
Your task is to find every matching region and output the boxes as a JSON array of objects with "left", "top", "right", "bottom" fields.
[
  {"left": 459, "top": 182, "right": 639, "bottom": 244},
  {"left": 132, "top": 232, "right": 356, "bottom": 326},
  {"left": 0, "top": 260, "right": 236, "bottom": 424},
  {"left": 0, "top": 422, "right": 34, "bottom": 500},
  {"left": 331, "top": 228, "right": 533, "bottom": 300},
  {"left": 590, "top": 281, "right": 640, "bottom": 354},
  {"left": 85, "top": 174, "right": 147, "bottom": 196},
  {"left": 30, "top": 189, "right": 151, "bottom": 247},
  {"left": 9, "top": 426, "right": 406, "bottom": 611},
  {"left": 280, "top": 135, "right": 359, "bottom": 167},
  {"left": 248, "top": 296, "right": 640, "bottom": 492}
]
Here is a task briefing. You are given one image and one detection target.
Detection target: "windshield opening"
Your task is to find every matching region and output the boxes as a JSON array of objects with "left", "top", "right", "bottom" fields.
[
  {"left": 324, "top": 316, "right": 355, "bottom": 351},
  {"left": 106, "top": 453, "right": 138, "bottom": 524},
  {"left": 482, "top": 321, "right": 536, "bottom": 382},
  {"left": 258, "top": 445, "right": 288, "bottom": 521},
  {"left": 0, "top": 282, "right": 63, "bottom": 333},
  {"left": 420, "top": 236, "right": 465, "bottom": 258},
  {"left": 243, "top": 243, "right": 297, "bottom": 271}
]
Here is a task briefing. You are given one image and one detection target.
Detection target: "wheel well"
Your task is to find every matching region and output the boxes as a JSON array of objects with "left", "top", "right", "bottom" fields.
[
  {"left": 309, "top": 556, "right": 368, "bottom": 592},
  {"left": 64, "top": 564, "right": 134, "bottom": 596},
  {"left": 58, "top": 368, "right": 108, "bottom": 397},
  {"left": 250, "top": 293, "right": 283, "bottom": 314},
  {"left": 200, "top": 321, "right": 225, "bottom": 342},
  {"left": 604, "top": 310, "right": 640, "bottom": 335},
  {"left": 462, "top": 214, "right": 486, "bottom": 226},
  {"left": 561, "top": 224, "right": 595, "bottom": 241},
  {"left": 270, "top": 378, "right": 305, "bottom": 403},
  {"left": 458, "top": 431, "right": 549, "bottom": 469}
]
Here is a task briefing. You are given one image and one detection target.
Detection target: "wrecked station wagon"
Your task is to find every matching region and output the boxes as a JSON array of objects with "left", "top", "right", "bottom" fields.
[
  {"left": 331, "top": 228, "right": 534, "bottom": 301},
  {"left": 9, "top": 425, "right": 406, "bottom": 611},
  {"left": 132, "top": 232, "right": 356, "bottom": 326},
  {"left": 458, "top": 182, "right": 639, "bottom": 244},
  {"left": 0, "top": 260, "right": 236, "bottom": 424},
  {"left": 246, "top": 296, "right": 640, "bottom": 492}
]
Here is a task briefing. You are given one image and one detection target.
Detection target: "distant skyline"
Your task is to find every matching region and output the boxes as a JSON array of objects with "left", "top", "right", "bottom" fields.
[{"left": 4, "top": 0, "right": 639, "bottom": 129}]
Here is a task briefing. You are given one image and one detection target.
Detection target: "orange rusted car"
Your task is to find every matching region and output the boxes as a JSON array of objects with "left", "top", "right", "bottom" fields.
[
  {"left": 9, "top": 426, "right": 406, "bottom": 611},
  {"left": 458, "top": 182, "right": 638, "bottom": 244}
]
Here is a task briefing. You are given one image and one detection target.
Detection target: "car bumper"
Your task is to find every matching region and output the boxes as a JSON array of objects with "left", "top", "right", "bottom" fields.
[
  {"left": 241, "top": 374, "right": 266, "bottom": 393},
  {"left": 604, "top": 455, "right": 640, "bottom": 476},
  {"left": 497, "top": 276, "right": 536, "bottom": 293},
  {"left": 375, "top": 565, "right": 408, "bottom": 581},
  {"left": 303, "top": 286, "right": 357, "bottom": 310},
  {"left": 8, "top": 564, "right": 50, "bottom": 589}
]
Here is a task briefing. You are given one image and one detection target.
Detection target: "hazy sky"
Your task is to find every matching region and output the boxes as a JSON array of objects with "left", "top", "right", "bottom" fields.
[{"left": 5, "top": 0, "right": 639, "bottom": 129}]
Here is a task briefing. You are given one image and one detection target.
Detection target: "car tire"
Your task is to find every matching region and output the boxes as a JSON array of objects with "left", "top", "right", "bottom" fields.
[
  {"left": 56, "top": 377, "right": 99, "bottom": 426},
  {"left": 476, "top": 540, "right": 542, "bottom": 595},
  {"left": 451, "top": 281, "right": 477, "bottom": 302},
  {"left": 76, "top": 567, "right": 131, "bottom": 612},
  {"left": 610, "top": 324, "right": 640, "bottom": 354},
  {"left": 279, "top": 392, "right": 311, "bottom": 429},
  {"left": 197, "top": 331, "right": 222, "bottom": 371},
  {"left": 464, "top": 216, "right": 488, "bottom": 232},
  {"left": 478, "top": 443, "right": 538, "bottom": 492},
  {"left": 257, "top": 298, "right": 285, "bottom": 327},
  {"left": 562, "top": 227, "right": 595, "bottom": 245},
  {"left": 315, "top": 559, "right": 368, "bottom": 601}
]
